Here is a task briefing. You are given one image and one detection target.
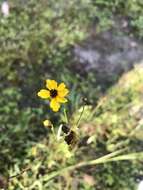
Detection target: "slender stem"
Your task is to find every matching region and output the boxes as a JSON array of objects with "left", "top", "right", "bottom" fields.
[
  {"left": 51, "top": 125, "right": 56, "bottom": 139},
  {"left": 44, "top": 151, "right": 143, "bottom": 182},
  {"left": 87, "top": 96, "right": 108, "bottom": 122},
  {"left": 64, "top": 108, "right": 68, "bottom": 123},
  {"left": 103, "top": 153, "right": 143, "bottom": 162},
  {"left": 76, "top": 105, "right": 85, "bottom": 127},
  {"left": 8, "top": 148, "right": 143, "bottom": 183},
  {"left": 8, "top": 166, "right": 31, "bottom": 181},
  {"left": 8, "top": 154, "right": 45, "bottom": 181},
  {"left": 43, "top": 148, "right": 127, "bottom": 181}
]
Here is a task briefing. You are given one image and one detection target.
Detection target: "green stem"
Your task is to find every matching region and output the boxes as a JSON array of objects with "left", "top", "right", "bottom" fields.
[
  {"left": 44, "top": 151, "right": 143, "bottom": 182},
  {"left": 51, "top": 125, "right": 56, "bottom": 139},
  {"left": 43, "top": 148, "right": 126, "bottom": 181},
  {"left": 76, "top": 105, "right": 85, "bottom": 127},
  {"left": 63, "top": 108, "right": 68, "bottom": 123},
  {"left": 104, "top": 153, "right": 143, "bottom": 162}
]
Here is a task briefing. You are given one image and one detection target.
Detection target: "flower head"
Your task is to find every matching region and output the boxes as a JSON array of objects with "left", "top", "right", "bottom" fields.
[
  {"left": 37, "top": 80, "right": 69, "bottom": 112},
  {"left": 43, "top": 119, "right": 52, "bottom": 128}
]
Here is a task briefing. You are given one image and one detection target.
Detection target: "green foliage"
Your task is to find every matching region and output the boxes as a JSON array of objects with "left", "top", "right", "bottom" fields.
[
  {"left": 0, "top": 0, "right": 143, "bottom": 189},
  {"left": 0, "top": 0, "right": 93, "bottom": 64},
  {"left": 91, "top": 0, "right": 143, "bottom": 37},
  {"left": 0, "top": 0, "right": 98, "bottom": 114},
  {"left": 0, "top": 1, "right": 98, "bottom": 189},
  {"left": 75, "top": 64, "right": 143, "bottom": 190}
]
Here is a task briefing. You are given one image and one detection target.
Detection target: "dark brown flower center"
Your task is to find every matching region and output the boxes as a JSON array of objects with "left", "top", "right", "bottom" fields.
[{"left": 50, "top": 89, "right": 58, "bottom": 98}]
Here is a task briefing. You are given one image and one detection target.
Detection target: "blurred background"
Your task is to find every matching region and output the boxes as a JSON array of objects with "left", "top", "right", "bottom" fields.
[{"left": 0, "top": 0, "right": 143, "bottom": 189}]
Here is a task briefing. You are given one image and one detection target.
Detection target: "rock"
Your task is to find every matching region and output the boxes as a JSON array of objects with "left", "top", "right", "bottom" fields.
[{"left": 73, "top": 28, "right": 143, "bottom": 87}]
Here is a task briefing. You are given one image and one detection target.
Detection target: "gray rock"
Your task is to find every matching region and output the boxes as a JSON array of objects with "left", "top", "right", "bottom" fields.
[{"left": 73, "top": 30, "right": 143, "bottom": 86}]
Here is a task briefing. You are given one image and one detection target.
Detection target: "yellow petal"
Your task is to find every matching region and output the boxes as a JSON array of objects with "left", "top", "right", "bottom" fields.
[
  {"left": 58, "top": 88, "right": 69, "bottom": 97},
  {"left": 58, "top": 83, "right": 66, "bottom": 91},
  {"left": 46, "top": 80, "right": 58, "bottom": 90},
  {"left": 50, "top": 99, "right": 60, "bottom": 112},
  {"left": 37, "top": 89, "right": 50, "bottom": 99},
  {"left": 56, "top": 96, "right": 68, "bottom": 103}
]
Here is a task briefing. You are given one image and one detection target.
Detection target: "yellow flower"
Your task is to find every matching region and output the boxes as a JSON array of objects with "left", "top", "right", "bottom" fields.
[{"left": 37, "top": 80, "right": 69, "bottom": 112}]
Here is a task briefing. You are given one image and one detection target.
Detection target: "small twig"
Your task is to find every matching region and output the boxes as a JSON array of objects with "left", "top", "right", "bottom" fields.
[{"left": 8, "top": 166, "right": 31, "bottom": 181}]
